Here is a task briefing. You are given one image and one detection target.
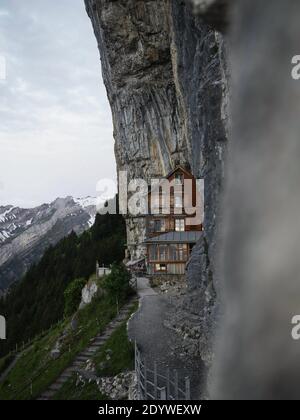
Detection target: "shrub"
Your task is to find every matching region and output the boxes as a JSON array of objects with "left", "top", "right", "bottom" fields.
[
  {"left": 102, "top": 264, "right": 131, "bottom": 304},
  {"left": 64, "top": 278, "right": 86, "bottom": 316}
]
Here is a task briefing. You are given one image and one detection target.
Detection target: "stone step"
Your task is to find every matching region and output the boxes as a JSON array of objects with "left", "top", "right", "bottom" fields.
[
  {"left": 87, "top": 344, "right": 101, "bottom": 350},
  {"left": 64, "top": 367, "right": 76, "bottom": 375},
  {"left": 75, "top": 356, "right": 89, "bottom": 362},
  {"left": 92, "top": 340, "right": 106, "bottom": 346},
  {"left": 91, "top": 336, "right": 105, "bottom": 346},
  {"left": 36, "top": 298, "right": 138, "bottom": 400},
  {"left": 72, "top": 360, "right": 84, "bottom": 367},
  {"left": 88, "top": 344, "right": 102, "bottom": 350},
  {"left": 49, "top": 383, "right": 63, "bottom": 391},
  {"left": 39, "top": 391, "right": 55, "bottom": 399},
  {"left": 80, "top": 351, "right": 96, "bottom": 358},
  {"left": 61, "top": 372, "right": 72, "bottom": 379},
  {"left": 99, "top": 334, "right": 111, "bottom": 345},
  {"left": 83, "top": 349, "right": 98, "bottom": 355},
  {"left": 79, "top": 355, "right": 93, "bottom": 360},
  {"left": 56, "top": 376, "right": 69, "bottom": 384}
]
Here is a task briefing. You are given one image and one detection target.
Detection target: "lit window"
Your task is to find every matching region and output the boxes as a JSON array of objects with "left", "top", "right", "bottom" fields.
[
  {"left": 175, "top": 219, "right": 185, "bottom": 232},
  {"left": 155, "top": 263, "right": 167, "bottom": 272}
]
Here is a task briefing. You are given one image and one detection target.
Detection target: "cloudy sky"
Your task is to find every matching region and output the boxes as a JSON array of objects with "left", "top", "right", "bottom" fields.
[{"left": 0, "top": 0, "right": 116, "bottom": 208}]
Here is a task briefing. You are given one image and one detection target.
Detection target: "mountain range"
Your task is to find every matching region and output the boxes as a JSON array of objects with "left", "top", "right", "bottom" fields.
[{"left": 0, "top": 196, "right": 97, "bottom": 293}]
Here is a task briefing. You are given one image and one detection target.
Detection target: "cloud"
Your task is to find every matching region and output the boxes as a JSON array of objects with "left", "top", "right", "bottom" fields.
[
  {"left": 0, "top": 0, "right": 115, "bottom": 208},
  {"left": 0, "top": 9, "right": 10, "bottom": 18}
]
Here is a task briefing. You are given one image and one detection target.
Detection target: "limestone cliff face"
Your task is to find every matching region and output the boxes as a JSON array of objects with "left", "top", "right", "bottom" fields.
[{"left": 85, "top": 0, "right": 228, "bottom": 364}]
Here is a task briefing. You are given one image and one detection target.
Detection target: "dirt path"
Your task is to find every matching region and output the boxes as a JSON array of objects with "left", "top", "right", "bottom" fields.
[{"left": 128, "top": 278, "right": 206, "bottom": 399}]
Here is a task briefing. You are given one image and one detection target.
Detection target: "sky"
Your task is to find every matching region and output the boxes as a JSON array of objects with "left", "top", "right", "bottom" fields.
[{"left": 0, "top": 0, "right": 116, "bottom": 208}]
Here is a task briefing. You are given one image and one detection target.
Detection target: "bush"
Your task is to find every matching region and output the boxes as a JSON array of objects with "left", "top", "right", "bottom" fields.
[
  {"left": 64, "top": 278, "right": 86, "bottom": 316},
  {"left": 102, "top": 264, "right": 131, "bottom": 303}
]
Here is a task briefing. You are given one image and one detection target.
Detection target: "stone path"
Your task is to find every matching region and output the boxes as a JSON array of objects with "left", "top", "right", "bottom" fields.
[
  {"left": 136, "top": 277, "right": 157, "bottom": 298},
  {"left": 37, "top": 297, "right": 137, "bottom": 400}
]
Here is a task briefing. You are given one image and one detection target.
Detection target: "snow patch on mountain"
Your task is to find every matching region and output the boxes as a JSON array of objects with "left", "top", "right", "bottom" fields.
[
  {"left": 74, "top": 196, "right": 97, "bottom": 209},
  {"left": 0, "top": 206, "right": 14, "bottom": 223},
  {"left": 0, "top": 196, "right": 98, "bottom": 291}
]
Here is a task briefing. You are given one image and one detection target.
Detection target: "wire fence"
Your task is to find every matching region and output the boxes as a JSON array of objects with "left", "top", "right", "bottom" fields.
[
  {"left": 135, "top": 343, "right": 191, "bottom": 400},
  {"left": 2, "top": 318, "right": 66, "bottom": 399}
]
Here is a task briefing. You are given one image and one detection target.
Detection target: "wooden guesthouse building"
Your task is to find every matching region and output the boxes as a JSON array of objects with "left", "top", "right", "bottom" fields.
[{"left": 144, "top": 166, "right": 203, "bottom": 278}]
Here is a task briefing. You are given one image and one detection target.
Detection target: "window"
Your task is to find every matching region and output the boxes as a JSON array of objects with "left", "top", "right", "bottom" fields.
[
  {"left": 148, "top": 220, "right": 155, "bottom": 233},
  {"left": 149, "top": 245, "right": 157, "bottom": 260},
  {"left": 175, "top": 219, "right": 185, "bottom": 232},
  {"left": 151, "top": 193, "right": 160, "bottom": 213},
  {"left": 175, "top": 173, "right": 184, "bottom": 185},
  {"left": 154, "top": 220, "right": 160, "bottom": 232},
  {"left": 159, "top": 245, "right": 167, "bottom": 261},
  {"left": 155, "top": 263, "right": 167, "bottom": 272},
  {"left": 174, "top": 195, "right": 182, "bottom": 209},
  {"left": 154, "top": 219, "right": 166, "bottom": 232},
  {"left": 168, "top": 244, "right": 188, "bottom": 261},
  {"left": 178, "top": 244, "right": 188, "bottom": 260},
  {"left": 169, "top": 244, "right": 178, "bottom": 260}
]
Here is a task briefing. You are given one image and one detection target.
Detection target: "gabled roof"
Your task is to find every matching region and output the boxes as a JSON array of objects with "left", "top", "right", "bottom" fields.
[
  {"left": 165, "top": 165, "right": 193, "bottom": 180},
  {"left": 126, "top": 258, "right": 145, "bottom": 267},
  {"left": 147, "top": 165, "right": 193, "bottom": 196},
  {"left": 144, "top": 231, "right": 202, "bottom": 244}
]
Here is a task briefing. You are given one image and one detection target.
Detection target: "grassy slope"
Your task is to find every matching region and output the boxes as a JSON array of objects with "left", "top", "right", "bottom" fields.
[
  {"left": 53, "top": 374, "right": 107, "bottom": 400},
  {"left": 0, "top": 295, "right": 122, "bottom": 400},
  {"left": 53, "top": 301, "right": 138, "bottom": 400},
  {"left": 0, "top": 354, "right": 15, "bottom": 377}
]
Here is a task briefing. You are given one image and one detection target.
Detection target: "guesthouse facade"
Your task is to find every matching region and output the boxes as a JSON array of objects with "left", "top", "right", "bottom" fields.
[{"left": 144, "top": 166, "right": 203, "bottom": 278}]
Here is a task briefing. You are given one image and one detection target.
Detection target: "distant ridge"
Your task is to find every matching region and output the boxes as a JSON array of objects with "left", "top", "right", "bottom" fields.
[{"left": 0, "top": 196, "right": 97, "bottom": 291}]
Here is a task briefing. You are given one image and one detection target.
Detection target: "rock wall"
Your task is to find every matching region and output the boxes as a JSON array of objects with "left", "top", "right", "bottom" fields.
[
  {"left": 85, "top": 0, "right": 228, "bottom": 366},
  {"left": 212, "top": 0, "right": 300, "bottom": 400}
]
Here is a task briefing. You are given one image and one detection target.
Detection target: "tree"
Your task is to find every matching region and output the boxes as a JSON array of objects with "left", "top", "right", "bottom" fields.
[
  {"left": 64, "top": 278, "right": 86, "bottom": 316},
  {"left": 102, "top": 263, "right": 131, "bottom": 304}
]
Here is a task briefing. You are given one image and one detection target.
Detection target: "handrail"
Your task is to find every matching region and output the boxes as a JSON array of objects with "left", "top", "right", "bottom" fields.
[{"left": 135, "top": 342, "right": 191, "bottom": 400}]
